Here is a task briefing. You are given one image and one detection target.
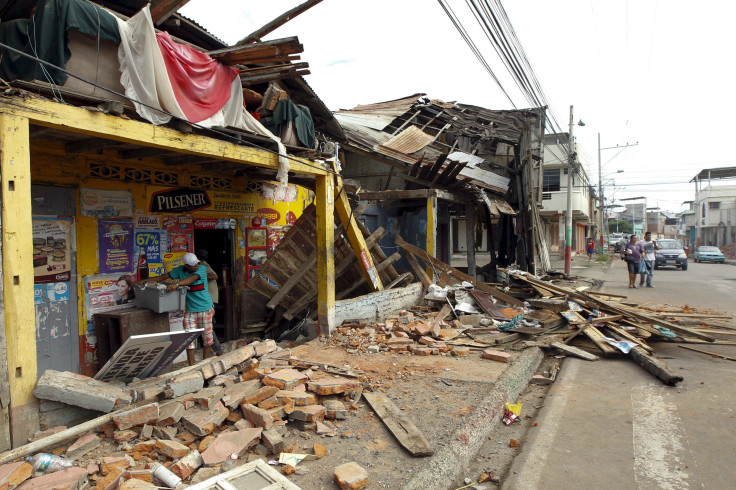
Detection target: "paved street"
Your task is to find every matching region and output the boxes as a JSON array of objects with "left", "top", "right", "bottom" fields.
[{"left": 503, "top": 257, "right": 736, "bottom": 490}]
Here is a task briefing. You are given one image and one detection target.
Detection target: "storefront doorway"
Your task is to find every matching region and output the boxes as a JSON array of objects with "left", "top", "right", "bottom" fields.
[
  {"left": 31, "top": 185, "right": 79, "bottom": 377},
  {"left": 193, "top": 229, "right": 235, "bottom": 341}
]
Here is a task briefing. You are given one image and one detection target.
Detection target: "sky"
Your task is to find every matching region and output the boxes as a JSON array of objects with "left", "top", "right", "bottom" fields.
[{"left": 180, "top": 0, "right": 736, "bottom": 213}]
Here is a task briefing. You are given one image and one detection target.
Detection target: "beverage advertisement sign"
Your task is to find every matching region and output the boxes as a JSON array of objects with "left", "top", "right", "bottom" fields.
[{"left": 81, "top": 188, "right": 134, "bottom": 217}]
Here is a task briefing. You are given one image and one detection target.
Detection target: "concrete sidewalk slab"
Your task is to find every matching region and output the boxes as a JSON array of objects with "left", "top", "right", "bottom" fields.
[{"left": 404, "top": 347, "right": 544, "bottom": 490}]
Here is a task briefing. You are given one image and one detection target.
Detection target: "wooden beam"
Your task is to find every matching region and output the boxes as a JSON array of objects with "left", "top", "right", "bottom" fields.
[
  {"left": 426, "top": 195, "right": 437, "bottom": 280},
  {"left": 315, "top": 174, "right": 335, "bottom": 336},
  {"left": 363, "top": 392, "right": 433, "bottom": 457},
  {"left": 0, "top": 114, "right": 39, "bottom": 446},
  {"left": 118, "top": 147, "right": 172, "bottom": 160},
  {"left": 395, "top": 235, "right": 523, "bottom": 306},
  {"left": 466, "top": 203, "right": 476, "bottom": 279},
  {"left": 241, "top": 70, "right": 311, "bottom": 85},
  {"left": 384, "top": 272, "right": 414, "bottom": 289},
  {"left": 677, "top": 345, "right": 736, "bottom": 362},
  {"left": 404, "top": 251, "right": 432, "bottom": 289},
  {"left": 236, "top": 0, "right": 325, "bottom": 45},
  {"left": 335, "top": 253, "right": 401, "bottom": 300},
  {"left": 551, "top": 342, "right": 600, "bottom": 361},
  {"left": 359, "top": 189, "right": 431, "bottom": 201},
  {"left": 0, "top": 96, "right": 327, "bottom": 176},
  {"left": 334, "top": 166, "right": 383, "bottom": 291},
  {"left": 65, "top": 138, "right": 121, "bottom": 154},
  {"left": 150, "top": 0, "right": 192, "bottom": 25}
]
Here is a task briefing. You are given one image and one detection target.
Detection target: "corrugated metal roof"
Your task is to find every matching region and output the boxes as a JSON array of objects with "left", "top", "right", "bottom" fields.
[
  {"left": 334, "top": 93, "right": 424, "bottom": 131},
  {"left": 382, "top": 126, "right": 434, "bottom": 154}
]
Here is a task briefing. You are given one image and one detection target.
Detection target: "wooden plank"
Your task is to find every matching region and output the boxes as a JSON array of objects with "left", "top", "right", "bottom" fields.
[
  {"left": 283, "top": 228, "right": 386, "bottom": 319},
  {"left": 236, "top": 0, "right": 325, "bottom": 44},
  {"left": 359, "top": 189, "right": 431, "bottom": 201},
  {"left": 602, "top": 325, "right": 654, "bottom": 353},
  {"left": 511, "top": 273, "right": 715, "bottom": 342},
  {"left": 677, "top": 345, "right": 736, "bottom": 362},
  {"left": 468, "top": 290, "right": 508, "bottom": 321},
  {"left": 404, "top": 251, "right": 432, "bottom": 289},
  {"left": 397, "top": 236, "right": 523, "bottom": 306},
  {"left": 582, "top": 326, "right": 619, "bottom": 356},
  {"left": 150, "top": 0, "right": 192, "bottom": 24},
  {"left": 335, "top": 253, "right": 401, "bottom": 300},
  {"left": 527, "top": 298, "right": 569, "bottom": 313},
  {"left": 384, "top": 272, "right": 414, "bottom": 290},
  {"left": 428, "top": 304, "right": 452, "bottom": 333},
  {"left": 363, "top": 392, "right": 433, "bottom": 457},
  {"left": 334, "top": 168, "right": 383, "bottom": 291},
  {"left": 266, "top": 224, "right": 345, "bottom": 309},
  {"left": 605, "top": 331, "right": 683, "bottom": 385},
  {"left": 551, "top": 342, "right": 600, "bottom": 361}
]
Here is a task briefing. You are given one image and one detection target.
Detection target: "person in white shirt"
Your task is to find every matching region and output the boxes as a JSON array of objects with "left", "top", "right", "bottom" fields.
[{"left": 639, "top": 232, "right": 658, "bottom": 287}]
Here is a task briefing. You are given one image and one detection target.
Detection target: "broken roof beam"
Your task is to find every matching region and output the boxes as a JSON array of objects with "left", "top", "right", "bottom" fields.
[
  {"left": 241, "top": 70, "right": 311, "bottom": 86},
  {"left": 151, "top": 0, "right": 192, "bottom": 25},
  {"left": 208, "top": 37, "right": 304, "bottom": 64},
  {"left": 358, "top": 189, "right": 470, "bottom": 204},
  {"left": 236, "top": 0, "right": 325, "bottom": 45}
]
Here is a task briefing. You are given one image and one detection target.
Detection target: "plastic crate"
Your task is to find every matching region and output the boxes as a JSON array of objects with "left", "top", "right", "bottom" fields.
[{"left": 134, "top": 284, "right": 187, "bottom": 313}]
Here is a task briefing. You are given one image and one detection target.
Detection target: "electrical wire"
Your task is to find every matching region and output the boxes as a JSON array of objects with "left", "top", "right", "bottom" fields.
[{"left": 0, "top": 40, "right": 339, "bottom": 178}]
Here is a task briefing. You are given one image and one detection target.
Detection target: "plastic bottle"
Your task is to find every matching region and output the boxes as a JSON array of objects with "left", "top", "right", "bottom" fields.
[
  {"left": 138, "top": 251, "right": 149, "bottom": 280},
  {"left": 220, "top": 453, "right": 238, "bottom": 473},
  {"left": 26, "top": 453, "right": 73, "bottom": 473}
]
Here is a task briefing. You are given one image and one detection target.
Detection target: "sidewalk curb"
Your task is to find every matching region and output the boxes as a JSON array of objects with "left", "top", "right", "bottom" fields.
[
  {"left": 500, "top": 358, "right": 579, "bottom": 490},
  {"left": 403, "top": 347, "right": 545, "bottom": 490}
]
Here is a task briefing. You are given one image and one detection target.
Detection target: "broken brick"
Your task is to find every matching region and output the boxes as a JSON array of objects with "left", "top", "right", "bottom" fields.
[
  {"left": 221, "top": 380, "right": 261, "bottom": 409},
  {"left": 334, "top": 462, "right": 369, "bottom": 490},
  {"left": 323, "top": 400, "right": 348, "bottom": 420},
  {"left": 156, "top": 439, "right": 190, "bottom": 459},
  {"left": 156, "top": 401, "right": 184, "bottom": 426},
  {"left": 260, "top": 428, "right": 283, "bottom": 455},
  {"left": 276, "top": 390, "right": 317, "bottom": 407},
  {"left": 241, "top": 404, "right": 273, "bottom": 429},
  {"left": 194, "top": 386, "right": 225, "bottom": 410},
  {"left": 452, "top": 346, "right": 471, "bottom": 357},
  {"left": 34, "top": 371, "right": 131, "bottom": 413},
  {"left": 261, "top": 369, "right": 307, "bottom": 390},
  {"left": 201, "top": 428, "right": 262, "bottom": 465},
  {"left": 241, "top": 386, "right": 279, "bottom": 406},
  {"left": 481, "top": 349, "right": 512, "bottom": 363},
  {"left": 169, "top": 450, "right": 202, "bottom": 480},
  {"left": 65, "top": 433, "right": 101, "bottom": 460},
  {"left": 313, "top": 442, "right": 327, "bottom": 459},
  {"left": 180, "top": 402, "right": 229, "bottom": 436},
  {"left": 113, "top": 429, "right": 139, "bottom": 444},
  {"left": 307, "top": 377, "right": 360, "bottom": 396},
  {"left": 113, "top": 403, "right": 159, "bottom": 430},
  {"left": 257, "top": 396, "right": 280, "bottom": 410},
  {"left": 0, "top": 462, "right": 32, "bottom": 487},
  {"left": 289, "top": 405, "right": 325, "bottom": 423},
  {"left": 17, "top": 466, "right": 88, "bottom": 490}
]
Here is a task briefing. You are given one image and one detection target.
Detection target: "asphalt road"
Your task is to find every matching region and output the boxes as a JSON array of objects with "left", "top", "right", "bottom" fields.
[{"left": 502, "top": 257, "right": 736, "bottom": 490}]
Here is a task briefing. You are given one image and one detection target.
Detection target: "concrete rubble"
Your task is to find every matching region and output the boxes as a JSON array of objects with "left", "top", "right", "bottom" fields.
[{"left": 3, "top": 256, "right": 732, "bottom": 489}]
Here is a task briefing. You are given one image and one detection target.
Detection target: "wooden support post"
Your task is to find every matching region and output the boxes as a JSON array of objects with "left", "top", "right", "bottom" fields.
[
  {"left": 334, "top": 169, "right": 383, "bottom": 291},
  {"left": 426, "top": 195, "right": 437, "bottom": 280},
  {"left": 315, "top": 174, "right": 335, "bottom": 336},
  {"left": 0, "top": 114, "right": 39, "bottom": 447},
  {"left": 465, "top": 204, "right": 476, "bottom": 279}
]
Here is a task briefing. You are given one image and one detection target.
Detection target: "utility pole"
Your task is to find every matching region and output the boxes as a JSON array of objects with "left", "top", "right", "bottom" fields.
[
  {"left": 597, "top": 132, "right": 603, "bottom": 253},
  {"left": 565, "top": 106, "right": 574, "bottom": 275}
]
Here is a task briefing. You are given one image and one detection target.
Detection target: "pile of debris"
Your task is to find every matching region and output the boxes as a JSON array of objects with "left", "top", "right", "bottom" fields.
[{"left": 0, "top": 340, "right": 379, "bottom": 489}]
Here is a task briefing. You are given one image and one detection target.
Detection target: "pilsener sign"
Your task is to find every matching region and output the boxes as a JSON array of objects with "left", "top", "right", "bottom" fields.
[{"left": 149, "top": 188, "right": 211, "bottom": 213}]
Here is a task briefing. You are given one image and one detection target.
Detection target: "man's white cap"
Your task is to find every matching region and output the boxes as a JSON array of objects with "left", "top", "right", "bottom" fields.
[{"left": 183, "top": 252, "right": 200, "bottom": 266}]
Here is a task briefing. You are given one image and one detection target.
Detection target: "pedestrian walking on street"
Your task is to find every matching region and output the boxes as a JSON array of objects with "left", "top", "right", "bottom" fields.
[
  {"left": 586, "top": 238, "right": 595, "bottom": 261},
  {"left": 622, "top": 235, "right": 644, "bottom": 288},
  {"left": 639, "top": 232, "right": 658, "bottom": 287}
]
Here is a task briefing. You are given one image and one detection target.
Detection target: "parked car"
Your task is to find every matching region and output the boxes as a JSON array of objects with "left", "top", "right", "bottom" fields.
[
  {"left": 694, "top": 246, "right": 725, "bottom": 263},
  {"left": 609, "top": 233, "right": 624, "bottom": 247},
  {"left": 654, "top": 239, "right": 688, "bottom": 270}
]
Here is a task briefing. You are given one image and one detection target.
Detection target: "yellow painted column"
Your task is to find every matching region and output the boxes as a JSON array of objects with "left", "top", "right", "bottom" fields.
[
  {"left": 315, "top": 174, "right": 335, "bottom": 336},
  {"left": 0, "top": 114, "right": 40, "bottom": 446},
  {"left": 426, "top": 195, "right": 437, "bottom": 280}
]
